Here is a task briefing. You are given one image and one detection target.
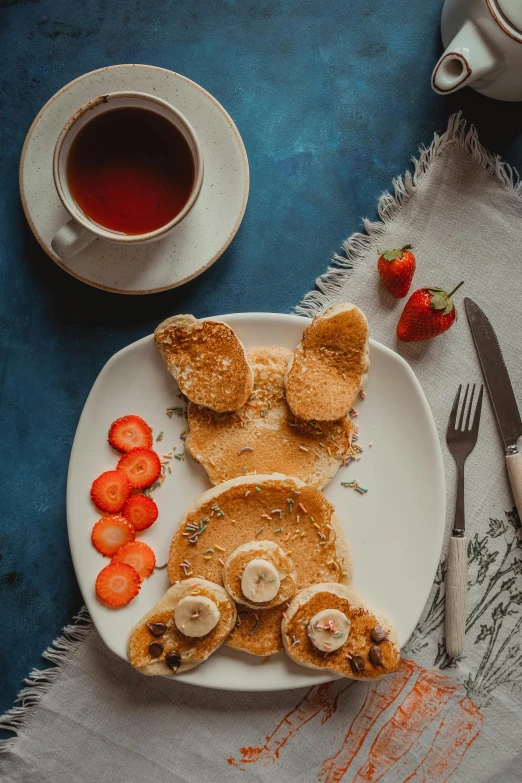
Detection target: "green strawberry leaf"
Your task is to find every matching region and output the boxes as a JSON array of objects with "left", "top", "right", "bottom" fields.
[
  {"left": 381, "top": 249, "right": 402, "bottom": 261},
  {"left": 428, "top": 281, "right": 464, "bottom": 315},
  {"left": 380, "top": 244, "right": 412, "bottom": 262},
  {"left": 429, "top": 291, "right": 449, "bottom": 310}
]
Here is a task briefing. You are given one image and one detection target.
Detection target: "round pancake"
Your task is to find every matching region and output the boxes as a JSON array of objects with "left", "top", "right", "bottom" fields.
[
  {"left": 168, "top": 474, "right": 352, "bottom": 589},
  {"left": 168, "top": 474, "right": 353, "bottom": 656},
  {"left": 282, "top": 583, "right": 400, "bottom": 680},
  {"left": 186, "top": 346, "right": 354, "bottom": 489},
  {"left": 223, "top": 540, "right": 297, "bottom": 609},
  {"left": 127, "top": 578, "right": 236, "bottom": 676}
]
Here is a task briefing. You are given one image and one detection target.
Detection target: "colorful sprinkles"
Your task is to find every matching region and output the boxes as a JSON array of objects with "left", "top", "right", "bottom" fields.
[{"left": 166, "top": 406, "right": 184, "bottom": 417}]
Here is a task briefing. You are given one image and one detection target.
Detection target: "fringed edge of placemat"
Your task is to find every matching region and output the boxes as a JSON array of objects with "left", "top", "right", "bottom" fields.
[
  {"left": 0, "top": 606, "right": 93, "bottom": 762},
  {"left": 297, "top": 111, "right": 522, "bottom": 318}
]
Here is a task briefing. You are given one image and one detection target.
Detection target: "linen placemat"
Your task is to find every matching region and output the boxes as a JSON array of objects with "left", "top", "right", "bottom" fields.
[{"left": 1, "top": 113, "right": 521, "bottom": 782}]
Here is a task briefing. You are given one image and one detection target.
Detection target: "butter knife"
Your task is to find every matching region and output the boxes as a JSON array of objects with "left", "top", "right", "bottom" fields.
[{"left": 465, "top": 298, "right": 522, "bottom": 518}]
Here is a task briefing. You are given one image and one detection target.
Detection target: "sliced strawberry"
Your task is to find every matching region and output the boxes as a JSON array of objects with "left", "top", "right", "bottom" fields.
[
  {"left": 121, "top": 495, "right": 158, "bottom": 531},
  {"left": 91, "top": 516, "right": 135, "bottom": 557},
  {"left": 111, "top": 541, "right": 156, "bottom": 580},
  {"left": 108, "top": 415, "right": 153, "bottom": 453},
  {"left": 117, "top": 448, "right": 161, "bottom": 489},
  {"left": 90, "top": 470, "right": 132, "bottom": 513},
  {"left": 96, "top": 562, "right": 140, "bottom": 606}
]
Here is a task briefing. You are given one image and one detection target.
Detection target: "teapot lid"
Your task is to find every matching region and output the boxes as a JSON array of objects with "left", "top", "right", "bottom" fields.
[{"left": 493, "top": 0, "right": 522, "bottom": 34}]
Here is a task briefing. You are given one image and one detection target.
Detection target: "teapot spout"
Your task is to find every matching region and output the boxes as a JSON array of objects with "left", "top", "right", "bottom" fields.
[{"left": 432, "top": 21, "right": 499, "bottom": 95}]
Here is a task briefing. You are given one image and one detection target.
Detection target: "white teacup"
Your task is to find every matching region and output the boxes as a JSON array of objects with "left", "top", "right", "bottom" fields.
[{"left": 51, "top": 91, "right": 204, "bottom": 260}]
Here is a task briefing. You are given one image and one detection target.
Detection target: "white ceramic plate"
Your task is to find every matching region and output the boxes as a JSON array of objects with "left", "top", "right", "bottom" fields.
[
  {"left": 20, "top": 65, "right": 249, "bottom": 294},
  {"left": 67, "top": 313, "right": 445, "bottom": 691}
]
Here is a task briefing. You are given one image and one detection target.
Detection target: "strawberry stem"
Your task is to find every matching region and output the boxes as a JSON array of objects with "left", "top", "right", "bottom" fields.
[{"left": 448, "top": 281, "right": 464, "bottom": 298}]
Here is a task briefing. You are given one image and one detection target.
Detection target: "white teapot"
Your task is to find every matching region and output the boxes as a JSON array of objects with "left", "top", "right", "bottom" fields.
[{"left": 432, "top": 0, "right": 522, "bottom": 100}]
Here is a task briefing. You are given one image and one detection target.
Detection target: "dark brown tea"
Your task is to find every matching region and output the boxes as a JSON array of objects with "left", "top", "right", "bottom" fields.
[{"left": 66, "top": 107, "right": 195, "bottom": 235}]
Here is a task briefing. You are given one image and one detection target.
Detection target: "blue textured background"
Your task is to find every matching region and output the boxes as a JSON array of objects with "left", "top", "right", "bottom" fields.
[{"left": 1, "top": 0, "right": 522, "bottom": 721}]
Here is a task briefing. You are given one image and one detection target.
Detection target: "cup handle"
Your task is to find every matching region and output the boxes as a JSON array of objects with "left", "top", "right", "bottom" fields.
[{"left": 51, "top": 218, "right": 95, "bottom": 260}]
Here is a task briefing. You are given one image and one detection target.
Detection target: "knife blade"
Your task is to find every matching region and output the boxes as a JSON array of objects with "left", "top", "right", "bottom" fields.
[
  {"left": 465, "top": 298, "right": 522, "bottom": 453},
  {"left": 465, "top": 297, "right": 522, "bottom": 519}
]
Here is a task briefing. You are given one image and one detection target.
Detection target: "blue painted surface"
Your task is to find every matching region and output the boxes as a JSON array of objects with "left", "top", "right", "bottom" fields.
[{"left": 1, "top": 0, "right": 522, "bottom": 720}]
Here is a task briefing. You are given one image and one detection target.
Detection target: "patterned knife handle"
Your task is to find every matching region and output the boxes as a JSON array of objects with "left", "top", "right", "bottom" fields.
[{"left": 506, "top": 451, "right": 522, "bottom": 521}]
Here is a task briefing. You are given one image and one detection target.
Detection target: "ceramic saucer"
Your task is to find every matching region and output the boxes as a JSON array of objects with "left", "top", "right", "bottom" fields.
[{"left": 20, "top": 64, "right": 249, "bottom": 294}]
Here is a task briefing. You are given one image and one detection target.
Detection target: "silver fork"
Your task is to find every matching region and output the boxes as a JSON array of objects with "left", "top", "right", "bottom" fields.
[{"left": 445, "top": 383, "right": 483, "bottom": 659}]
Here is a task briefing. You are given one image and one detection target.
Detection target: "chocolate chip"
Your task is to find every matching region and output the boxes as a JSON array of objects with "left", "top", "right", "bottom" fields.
[
  {"left": 165, "top": 651, "right": 181, "bottom": 671},
  {"left": 349, "top": 654, "right": 365, "bottom": 673},
  {"left": 148, "top": 641, "right": 163, "bottom": 658},
  {"left": 146, "top": 622, "right": 166, "bottom": 637},
  {"left": 369, "top": 645, "right": 384, "bottom": 667},
  {"left": 370, "top": 625, "right": 387, "bottom": 644}
]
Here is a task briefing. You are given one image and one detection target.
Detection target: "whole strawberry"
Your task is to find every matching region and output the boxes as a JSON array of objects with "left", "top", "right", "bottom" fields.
[
  {"left": 378, "top": 245, "right": 416, "bottom": 298},
  {"left": 397, "top": 282, "right": 464, "bottom": 342}
]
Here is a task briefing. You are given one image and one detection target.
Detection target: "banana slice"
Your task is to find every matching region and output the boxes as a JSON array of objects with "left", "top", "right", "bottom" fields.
[
  {"left": 174, "top": 595, "right": 220, "bottom": 638},
  {"left": 223, "top": 540, "right": 297, "bottom": 609},
  {"left": 308, "top": 609, "right": 351, "bottom": 652},
  {"left": 241, "top": 559, "right": 280, "bottom": 603}
]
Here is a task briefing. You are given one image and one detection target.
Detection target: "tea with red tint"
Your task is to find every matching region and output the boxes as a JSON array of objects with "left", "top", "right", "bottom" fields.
[{"left": 66, "top": 107, "right": 195, "bottom": 235}]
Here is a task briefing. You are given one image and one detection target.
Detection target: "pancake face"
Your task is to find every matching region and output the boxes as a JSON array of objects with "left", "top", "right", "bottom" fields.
[
  {"left": 186, "top": 346, "right": 354, "bottom": 489},
  {"left": 285, "top": 304, "right": 370, "bottom": 422},
  {"left": 154, "top": 315, "right": 254, "bottom": 412},
  {"left": 282, "top": 583, "right": 400, "bottom": 680},
  {"left": 168, "top": 475, "right": 353, "bottom": 591},
  {"left": 223, "top": 540, "right": 297, "bottom": 609},
  {"left": 226, "top": 604, "right": 285, "bottom": 656},
  {"left": 127, "top": 578, "right": 236, "bottom": 676}
]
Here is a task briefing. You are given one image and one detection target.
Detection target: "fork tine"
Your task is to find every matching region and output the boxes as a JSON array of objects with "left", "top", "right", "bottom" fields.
[
  {"left": 448, "top": 384, "right": 462, "bottom": 433},
  {"left": 457, "top": 384, "right": 469, "bottom": 431},
  {"left": 465, "top": 384, "right": 475, "bottom": 430},
  {"left": 471, "top": 385, "right": 484, "bottom": 436}
]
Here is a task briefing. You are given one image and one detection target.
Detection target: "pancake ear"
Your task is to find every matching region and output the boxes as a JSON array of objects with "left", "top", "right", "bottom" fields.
[
  {"left": 284, "top": 304, "right": 370, "bottom": 422},
  {"left": 154, "top": 315, "right": 254, "bottom": 412}
]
